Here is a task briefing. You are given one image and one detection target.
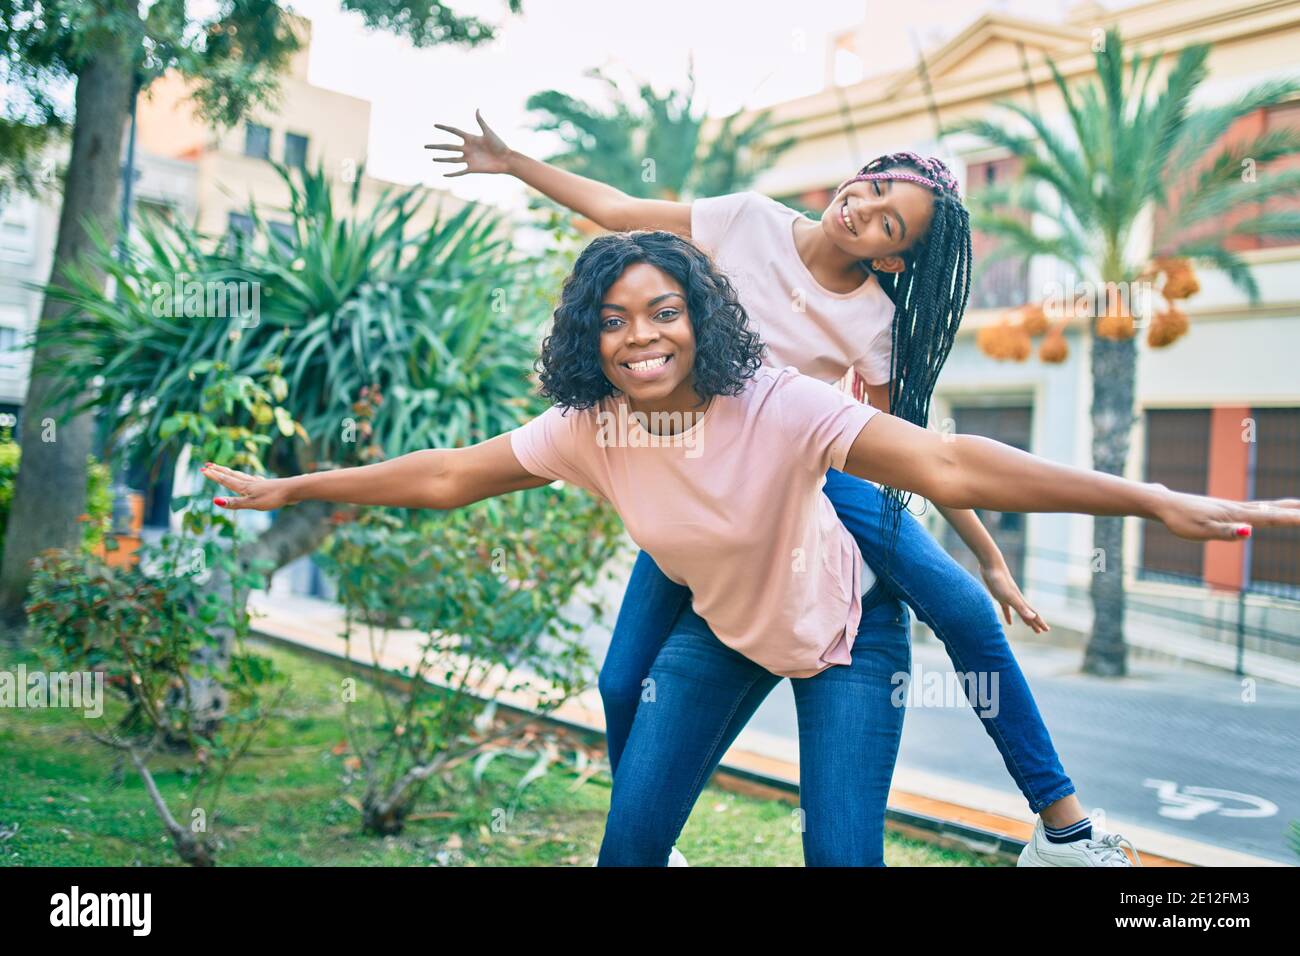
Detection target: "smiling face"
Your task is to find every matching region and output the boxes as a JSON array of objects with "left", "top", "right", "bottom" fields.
[
  {"left": 820, "top": 173, "right": 936, "bottom": 269},
  {"left": 598, "top": 261, "right": 702, "bottom": 416}
]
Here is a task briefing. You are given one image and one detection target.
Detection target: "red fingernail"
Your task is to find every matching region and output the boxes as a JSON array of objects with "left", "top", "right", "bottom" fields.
[
  {"left": 1236, "top": 525, "right": 1251, "bottom": 538},
  {"left": 214, "top": 497, "right": 227, "bottom": 507}
]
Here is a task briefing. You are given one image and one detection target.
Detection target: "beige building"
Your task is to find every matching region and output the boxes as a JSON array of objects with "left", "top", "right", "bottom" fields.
[
  {"left": 133, "top": 15, "right": 460, "bottom": 244},
  {"left": 743, "top": 0, "right": 1300, "bottom": 675}
]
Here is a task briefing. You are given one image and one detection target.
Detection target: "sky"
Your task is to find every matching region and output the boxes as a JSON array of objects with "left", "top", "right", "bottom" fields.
[{"left": 284, "top": 0, "right": 1103, "bottom": 212}]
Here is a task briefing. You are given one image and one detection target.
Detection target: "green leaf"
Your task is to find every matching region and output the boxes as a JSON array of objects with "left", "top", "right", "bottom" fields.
[{"left": 273, "top": 406, "right": 295, "bottom": 438}]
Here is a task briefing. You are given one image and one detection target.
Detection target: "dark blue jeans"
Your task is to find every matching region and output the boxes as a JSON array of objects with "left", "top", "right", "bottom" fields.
[
  {"left": 598, "top": 468, "right": 1076, "bottom": 815},
  {"left": 598, "top": 589, "right": 911, "bottom": 866}
]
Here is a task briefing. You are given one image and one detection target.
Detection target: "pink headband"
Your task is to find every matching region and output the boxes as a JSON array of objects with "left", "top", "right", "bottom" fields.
[{"left": 837, "top": 151, "right": 961, "bottom": 199}]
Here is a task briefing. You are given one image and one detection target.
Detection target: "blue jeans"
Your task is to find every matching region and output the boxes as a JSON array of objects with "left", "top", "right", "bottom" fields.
[
  {"left": 598, "top": 468, "right": 1076, "bottom": 814},
  {"left": 598, "top": 590, "right": 911, "bottom": 866}
]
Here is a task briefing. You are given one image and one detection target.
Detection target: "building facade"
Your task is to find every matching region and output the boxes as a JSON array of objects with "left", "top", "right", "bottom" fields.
[{"left": 745, "top": 0, "right": 1300, "bottom": 664}]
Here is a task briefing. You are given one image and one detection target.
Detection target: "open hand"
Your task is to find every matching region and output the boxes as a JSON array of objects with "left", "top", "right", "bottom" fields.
[
  {"left": 980, "top": 559, "right": 1049, "bottom": 633},
  {"left": 425, "top": 109, "right": 511, "bottom": 176},
  {"left": 1155, "top": 489, "right": 1300, "bottom": 541},
  {"left": 200, "top": 462, "right": 295, "bottom": 512}
]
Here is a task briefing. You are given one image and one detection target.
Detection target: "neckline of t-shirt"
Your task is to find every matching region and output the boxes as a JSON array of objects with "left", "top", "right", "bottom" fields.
[
  {"left": 785, "top": 210, "right": 883, "bottom": 303},
  {"left": 615, "top": 394, "right": 715, "bottom": 442}
]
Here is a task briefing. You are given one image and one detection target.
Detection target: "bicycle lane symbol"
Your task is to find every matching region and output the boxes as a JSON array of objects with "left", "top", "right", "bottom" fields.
[{"left": 1143, "top": 778, "right": 1279, "bottom": 821}]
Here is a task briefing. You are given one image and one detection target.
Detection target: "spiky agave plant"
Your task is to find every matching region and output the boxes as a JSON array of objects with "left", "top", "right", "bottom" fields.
[{"left": 44, "top": 161, "right": 561, "bottom": 564}]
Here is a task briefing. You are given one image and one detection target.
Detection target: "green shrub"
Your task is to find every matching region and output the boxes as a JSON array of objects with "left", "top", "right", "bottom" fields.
[
  {"left": 315, "top": 484, "right": 626, "bottom": 836},
  {"left": 24, "top": 360, "right": 300, "bottom": 866},
  {"left": 0, "top": 428, "right": 112, "bottom": 563}
]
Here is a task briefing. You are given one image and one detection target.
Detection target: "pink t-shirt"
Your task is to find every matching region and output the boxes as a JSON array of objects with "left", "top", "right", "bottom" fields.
[
  {"left": 509, "top": 366, "right": 880, "bottom": 679},
  {"left": 691, "top": 191, "right": 897, "bottom": 386}
]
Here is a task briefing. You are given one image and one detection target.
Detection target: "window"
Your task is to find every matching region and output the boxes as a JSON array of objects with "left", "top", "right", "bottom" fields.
[
  {"left": 1248, "top": 408, "right": 1300, "bottom": 593},
  {"left": 0, "top": 194, "right": 36, "bottom": 264},
  {"left": 226, "top": 211, "right": 254, "bottom": 254},
  {"left": 269, "top": 220, "right": 296, "bottom": 251},
  {"left": 284, "top": 132, "right": 309, "bottom": 169},
  {"left": 0, "top": 308, "right": 24, "bottom": 374},
  {"left": 1141, "top": 409, "right": 1211, "bottom": 583},
  {"left": 244, "top": 123, "right": 271, "bottom": 160},
  {"left": 965, "top": 156, "right": 1029, "bottom": 310},
  {"left": 939, "top": 402, "right": 1033, "bottom": 583}
]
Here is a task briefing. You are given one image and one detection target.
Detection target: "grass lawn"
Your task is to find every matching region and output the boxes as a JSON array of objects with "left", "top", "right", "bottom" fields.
[{"left": 0, "top": 640, "right": 994, "bottom": 867}]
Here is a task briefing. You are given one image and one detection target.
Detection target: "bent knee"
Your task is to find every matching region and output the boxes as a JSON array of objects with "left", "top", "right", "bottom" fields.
[{"left": 597, "top": 661, "right": 648, "bottom": 706}]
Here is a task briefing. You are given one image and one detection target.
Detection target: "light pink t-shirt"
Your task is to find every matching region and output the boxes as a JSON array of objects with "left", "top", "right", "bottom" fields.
[
  {"left": 509, "top": 366, "right": 880, "bottom": 679},
  {"left": 691, "top": 191, "right": 897, "bottom": 386}
]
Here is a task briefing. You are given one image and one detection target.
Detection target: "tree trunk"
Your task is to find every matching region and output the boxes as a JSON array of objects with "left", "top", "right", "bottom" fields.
[
  {"left": 1083, "top": 334, "right": 1138, "bottom": 676},
  {"left": 0, "top": 5, "right": 141, "bottom": 629}
]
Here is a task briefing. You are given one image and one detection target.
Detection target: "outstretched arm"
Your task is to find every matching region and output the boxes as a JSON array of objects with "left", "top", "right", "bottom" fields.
[
  {"left": 843, "top": 412, "right": 1300, "bottom": 540},
  {"left": 862, "top": 379, "right": 1046, "bottom": 630},
  {"left": 425, "top": 110, "right": 692, "bottom": 235},
  {"left": 201, "top": 434, "right": 550, "bottom": 512}
]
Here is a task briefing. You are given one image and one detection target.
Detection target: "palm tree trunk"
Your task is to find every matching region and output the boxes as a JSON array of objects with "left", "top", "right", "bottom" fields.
[
  {"left": 1083, "top": 334, "right": 1138, "bottom": 676},
  {"left": 0, "top": 3, "right": 141, "bottom": 629}
]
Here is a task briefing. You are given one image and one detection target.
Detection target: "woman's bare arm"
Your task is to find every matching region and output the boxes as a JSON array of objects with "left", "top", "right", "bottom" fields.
[
  {"left": 843, "top": 412, "right": 1300, "bottom": 540},
  {"left": 862, "top": 380, "right": 1047, "bottom": 629},
  {"left": 425, "top": 110, "right": 692, "bottom": 235},
  {"left": 201, "top": 434, "right": 550, "bottom": 512},
  {"left": 863, "top": 380, "right": 1005, "bottom": 553}
]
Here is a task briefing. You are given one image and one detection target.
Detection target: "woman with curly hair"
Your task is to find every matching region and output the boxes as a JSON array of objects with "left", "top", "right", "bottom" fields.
[
  {"left": 426, "top": 113, "right": 1118, "bottom": 865},
  {"left": 201, "top": 230, "right": 1296, "bottom": 866}
]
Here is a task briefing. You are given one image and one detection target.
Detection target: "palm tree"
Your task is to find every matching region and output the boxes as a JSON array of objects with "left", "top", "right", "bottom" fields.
[
  {"left": 525, "top": 65, "right": 796, "bottom": 201},
  {"left": 950, "top": 28, "right": 1300, "bottom": 676}
]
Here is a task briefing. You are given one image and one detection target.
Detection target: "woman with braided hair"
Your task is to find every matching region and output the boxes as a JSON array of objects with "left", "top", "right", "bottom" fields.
[{"left": 425, "top": 114, "right": 1119, "bottom": 866}]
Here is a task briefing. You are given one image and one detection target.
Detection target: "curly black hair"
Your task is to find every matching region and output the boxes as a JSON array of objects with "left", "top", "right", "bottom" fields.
[{"left": 536, "top": 230, "right": 766, "bottom": 410}]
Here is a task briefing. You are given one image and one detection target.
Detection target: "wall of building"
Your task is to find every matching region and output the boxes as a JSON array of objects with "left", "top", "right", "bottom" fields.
[{"left": 741, "top": 0, "right": 1300, "bottom": 658}]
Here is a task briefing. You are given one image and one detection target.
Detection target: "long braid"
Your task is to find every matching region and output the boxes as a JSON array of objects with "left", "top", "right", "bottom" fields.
[{"left": 838, "top": 152, "right": 974, "bottom": 559}]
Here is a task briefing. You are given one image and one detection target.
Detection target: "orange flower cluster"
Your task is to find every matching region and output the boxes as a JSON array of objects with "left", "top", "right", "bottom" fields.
[
  {"left": 1095, "top": 300, "right": 1136, "bottom": 341},
  {"left": 1155, "top": 257, "right": 1201, "bottom": 301},
  {"left": 978, "top": 301, "right": 1059, "bottom": 362},
  {"left": 1011, "top": 302, "right": 1050, "bottom": 336},
  {"left": 981, "top": 257, "right": 1200, "bottom": 365},
  {"left": 976, "top": 319, "right": 1032, "bottom": 361},
  {"left": 1039, "top": 322, "right": 1069, "bottom": 363},
  {"left": 1144, "top": 257, "right": 1198, "bottom": 347},
  {"left": 1148, "top": 304, "right": 1189, "bottom": 348}
]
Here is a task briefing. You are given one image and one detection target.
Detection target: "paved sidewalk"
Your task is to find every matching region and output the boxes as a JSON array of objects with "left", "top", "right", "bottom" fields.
[{"left": 247, "top": 590, "right": 1288, "bottom": 866}]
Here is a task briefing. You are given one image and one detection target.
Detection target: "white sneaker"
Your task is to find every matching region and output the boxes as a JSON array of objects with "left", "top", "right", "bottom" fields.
[
  {"left": 591, "top": 845, "right": 690, "bottom": 866},
  {"left": 1017, "top": 818, "right": 1140, "bottom": 867}
]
